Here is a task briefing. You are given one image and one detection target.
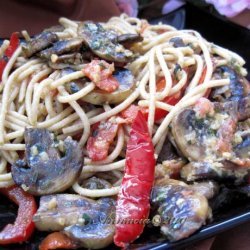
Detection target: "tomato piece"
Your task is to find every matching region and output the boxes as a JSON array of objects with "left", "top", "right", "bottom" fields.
[
  {"left": 82, "top": 60, "right": 119, "bottom": 92},
  {"left": 0, "top": 185, "right": 37, "bottom": 245},
  {"left": 95, "top": 75, "right": 119, "bottom": 93},
  {"left": 217, "top": 117, "right": 237, "bottom": 153},
  {"left": 39, "top": 232, "right": 78, "bottom": 250},
  {"left": 194, "top": 97, "right": 214, "bottom": 118},
  {"left": 154, "top": 77, "right": 183, "bottom": 121},
  {"left": 87, "top": 120, "right": 119, "bottom": 161},
  {"left": 120, "top": 104, "right": 148, "bottom": 124}
]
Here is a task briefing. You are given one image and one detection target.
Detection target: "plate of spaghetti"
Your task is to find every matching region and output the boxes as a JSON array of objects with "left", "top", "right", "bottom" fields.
[{"left": 0, "top": 12, "right": 250, "bottom": 250}]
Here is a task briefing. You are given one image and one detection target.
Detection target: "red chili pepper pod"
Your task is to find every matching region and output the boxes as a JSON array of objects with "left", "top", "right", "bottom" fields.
[{"left": 114, "top": 111, "right": 155, "bottom": 248}]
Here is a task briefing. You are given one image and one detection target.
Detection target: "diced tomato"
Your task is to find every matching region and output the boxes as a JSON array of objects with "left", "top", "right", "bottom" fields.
[
  {"left": 154, "top": 77, "right": 185, "bottom": 121},
  {"left": 96, "top": 75, "right": 119, "bottom": 93},
  {"left": 194, "top": 97, "right": 214, "bottom": 118},
  {"left": 217, "top": 118, "right": 237, "bottom": 153},
  {"left": 82, "top": 60, "right": 119, "bottom": 92},
  {"left": 120, "top": 104, "right": 148, "bottom": 124},
  {"left": 87, "top": 120, "right": 119, "bottom": 161}
]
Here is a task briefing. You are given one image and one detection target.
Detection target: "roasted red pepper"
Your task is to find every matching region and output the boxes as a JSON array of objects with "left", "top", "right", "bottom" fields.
[
  {"left": 5, "top": 32, "right": 20, "bottom": 58},
  {"left": 0, "top": 32, "right": 19, "bottom": 81},
  {"left": 114, "top": 111, "right": 155, "bottom": 248},
  {"left": 39, "top": 232, "right": 78, "bottom": 250},
  {"left": 0, "top": 185, "right": 37, "bottom": 245}
]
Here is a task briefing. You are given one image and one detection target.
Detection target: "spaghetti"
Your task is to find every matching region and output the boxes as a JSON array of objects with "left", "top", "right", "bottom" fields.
[{"left": 0, "top": 14, "right": 247, "bottom": 197}]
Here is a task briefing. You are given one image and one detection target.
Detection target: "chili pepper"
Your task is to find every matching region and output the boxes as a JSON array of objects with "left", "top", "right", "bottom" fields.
[
  {"left": 0, "top": 185, "right": 37, "bottom": 245},
  {"left": 0, "top": 32, "right": 19, "bottom": 81},
  {"left": 39, "top": 232, "right": 79, "bottom": 250},
  {"left": 114, "top": 111, "right": 155, "bottom": 248}
]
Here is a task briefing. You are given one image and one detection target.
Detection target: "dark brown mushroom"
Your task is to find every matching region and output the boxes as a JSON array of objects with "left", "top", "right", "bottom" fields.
[
  {"left": 64, "top": 197, "right": 116, "bottom": 249},
  {"left": 171, "top": 99, "right": 240, "bottom": 162},
  {"left": 180, "top": 161, "right": 249, "bottom": 183},
  {"left": 78, "top": 22, "right": 134, "bottom": 62},
  {"left": 62, "top": 67, "right": 135, "bottom": 105},
  {"left": 190, "top": 181, "right": 219, "bottom": 199},
  {"left": 210, "top": 66, "right": 250, "bottom": 102},
  {"left": 37, "top": 38, "right": 84, "bottom": 60},
  {"left": 81, "top": 176, "right": 112, "bottom": 190},
  {"left": 22, "top": 32, "right": 59, "bottom": 57},
  {"left": 11, "top": 128, "right": 83, "bottom": 195},
  {"left": 151, "top": 178, "right": 209, "bottom": 241}
]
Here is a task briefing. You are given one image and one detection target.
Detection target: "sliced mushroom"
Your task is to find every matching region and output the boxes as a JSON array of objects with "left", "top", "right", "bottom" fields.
[
  {"left": 171, "top": 99, "right": 239, "bottom": 161},
  {"left": 234, "top": 135, "right": 250, "bottom": 159},
  {"left": 37, "top": 38, "right": 84, "bottom": 60},
  {"left": 117, "top": 34, "right": 143, "bottom": 47},
  {"left": 81, "top": 176, "right": 112, "bottom": 190},
  {"left": 64, "top": 197, "right": 116, "bottom": 249},
  {"left": 78, "top": 22, "right": 134, "bottom": 62},
  {"left": 236, "top": 96, "right": 250, "bottom": 121},
  {"left": 181, "top": 161, "right": 249, "bottom": 183},
  {"left": 211, "top": 66, "right": 250, "bottom": 102},
  {"left": 82, "top": 67, "right": 135, "bottom": 105},
  {"left": 11, "top": 128, "right": 83, "bottom": 195},
  {"left": 190, "top": 181, "right": 219, "bottom": 200},
  {"left": 169, "top": 37, "right": 186, "bottom": 48},
  {"left": 62, "top": 67, "right": 135, "bottom": 105},
  {"left": 22, "top": 31, "right": 58, "bottom": 57},
  {"left": 151, "top": 178, "right": 209, "bottom": 241},
  {"left": 43, "top": 25, "right": 65, "bottom": 33},
  {"left": 171, "top": 108, "right": 211, "bottom": 161}
]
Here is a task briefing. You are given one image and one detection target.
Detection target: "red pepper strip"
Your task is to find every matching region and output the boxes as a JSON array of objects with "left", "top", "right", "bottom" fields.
[
  {"left": 0, "top": 32, "right": 19, "bottom": 81},
  {"left": 0, "top": 59, "right": 7, "bottom": 82},
  {"left": 114, "top": 111, "right": 156, "bottom": 248},
  {"left": 39, "top": 232, "right": 79, "bottom": 250},
  {"left": 87, "top": 120, "right": 119, "bottom": 161},
  {"left": 5, "top": 32, "right": 19, "bottom": 58},
  {"left": 82, "top": 59, "right": 119, "bottom": 92},
  {"left": 0, "top": 185, "right": 37, "bottom": 245}
]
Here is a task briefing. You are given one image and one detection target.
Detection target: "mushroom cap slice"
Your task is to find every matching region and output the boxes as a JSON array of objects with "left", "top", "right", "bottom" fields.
[
  {"left": 81, "top": 67, "right": 135, "bottom": 105},
  {"left": 171, "top": 108, "right": 208, "bottom": 161},
  {"left": 11, "top": 128, "right": 83, "bottom": 195},
  {"left": 151, "top": 179, "right": 209, "bottom": 241},
  {"left": 22, "top": 31, "right": 58, "bottom": 57},
  {"left": 64, "top": 197, "right": 116, "bottom": 249},
  {"left": 78, "top": 22, "right": 134, "bottom": 63}
]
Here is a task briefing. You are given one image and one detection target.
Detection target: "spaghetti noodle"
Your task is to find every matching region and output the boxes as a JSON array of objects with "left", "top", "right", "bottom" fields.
[{"left": 0, "top": 14, "right": 247, "bottom": 198}]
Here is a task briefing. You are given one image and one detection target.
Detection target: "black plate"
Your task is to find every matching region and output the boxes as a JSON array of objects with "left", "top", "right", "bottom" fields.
[{"left": 1, "top": 3, "right": 250, "bottom": 250}]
